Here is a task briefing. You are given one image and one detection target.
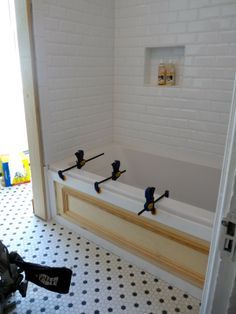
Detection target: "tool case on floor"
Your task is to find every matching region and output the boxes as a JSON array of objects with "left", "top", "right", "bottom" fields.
[{"left": 0, "top": 240, "right": 72, "bottom": 314}]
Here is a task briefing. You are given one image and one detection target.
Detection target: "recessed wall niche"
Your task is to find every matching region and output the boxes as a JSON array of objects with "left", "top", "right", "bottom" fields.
[{"left": 144, "top": 46, "right": 185, "bottom": 87}]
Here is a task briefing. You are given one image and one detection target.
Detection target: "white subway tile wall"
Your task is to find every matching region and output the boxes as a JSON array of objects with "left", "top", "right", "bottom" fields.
[
  {"left": 32, "top": 0, "right": 114, "bottom": 164},
  {"left": 114, "top": 0, "right": 236, "bottom": 168},
  {"left": 32, "top": 0, "right": 236, "bottom": 168}
]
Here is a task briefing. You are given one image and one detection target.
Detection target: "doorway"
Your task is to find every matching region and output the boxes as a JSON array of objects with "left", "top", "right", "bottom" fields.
[
  {"left": 0, "top": 0, "right": 28, "bottom": 156},
  {"left": 0, "top": 0, "right": 30, "bottom": 190},
  {"left": 0, "top": 0, "right": 47, "bottom": 220}
]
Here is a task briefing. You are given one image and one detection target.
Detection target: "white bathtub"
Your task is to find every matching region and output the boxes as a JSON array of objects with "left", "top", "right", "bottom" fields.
[{"left": 48, "top": 144, "right": 220, "bottom": 298}]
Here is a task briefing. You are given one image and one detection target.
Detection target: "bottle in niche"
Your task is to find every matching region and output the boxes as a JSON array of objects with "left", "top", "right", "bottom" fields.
[
  {"left": 157, "top": 60, "right": 166, "bottom": 86},
  {"left": 166, "top": 60, "right": 176, "bottom": 86}
]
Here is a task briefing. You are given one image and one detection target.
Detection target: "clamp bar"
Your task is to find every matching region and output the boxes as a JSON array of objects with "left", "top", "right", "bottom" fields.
[
  {"left": 58, "top": 150, "right": 104, "bottom": 180},
  {"left": 94, "top": 160, "right": 126, "bottom": 193},
  {"left": 138, "top": 187, "right": 169, "bottom": 216}
]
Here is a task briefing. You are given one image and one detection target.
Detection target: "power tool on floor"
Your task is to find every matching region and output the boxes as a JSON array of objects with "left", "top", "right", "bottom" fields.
[{"left": 0, "top": 240, "right": 72, "bottom": 314}]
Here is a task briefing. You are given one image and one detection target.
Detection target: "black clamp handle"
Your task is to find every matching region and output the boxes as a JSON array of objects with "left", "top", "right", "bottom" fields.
[
  {"left": 94, "top": 160, "right": 126, "bottom": 193},
  {"left": 138, "top": 187, "right": 169, "bottom": 216},
  {"left": 58, "top": 150, "right": 104, "bottom": 180}
]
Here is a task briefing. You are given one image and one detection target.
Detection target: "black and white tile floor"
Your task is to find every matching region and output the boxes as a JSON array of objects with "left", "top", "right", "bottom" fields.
[{"left": 0, "top": 183, "right": 201, "bottom": 314}]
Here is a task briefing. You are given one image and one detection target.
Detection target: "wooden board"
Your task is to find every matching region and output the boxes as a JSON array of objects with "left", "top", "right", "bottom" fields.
[{"left": 14, "top": 0, "right": 47, "bottom": 219}]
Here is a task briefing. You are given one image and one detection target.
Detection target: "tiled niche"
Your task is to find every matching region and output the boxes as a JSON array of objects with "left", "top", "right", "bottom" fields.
[{"left": 144, "top": 46, "right": 185, "bottom": 87}]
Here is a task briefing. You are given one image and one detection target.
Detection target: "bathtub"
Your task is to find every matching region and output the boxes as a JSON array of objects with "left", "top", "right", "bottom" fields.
[{"left": 48, "top": 144, "right": 220, "bottom": 299}]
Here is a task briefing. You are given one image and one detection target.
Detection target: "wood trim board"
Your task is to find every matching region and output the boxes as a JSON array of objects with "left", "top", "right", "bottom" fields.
[{"left": 14, "top": 0, "right": 47, "bottom": 219}]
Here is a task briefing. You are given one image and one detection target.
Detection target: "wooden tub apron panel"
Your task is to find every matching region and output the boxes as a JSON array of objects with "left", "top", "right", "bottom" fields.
[{"left": 55, "top": 182, "right": 210, "bottom": 288}]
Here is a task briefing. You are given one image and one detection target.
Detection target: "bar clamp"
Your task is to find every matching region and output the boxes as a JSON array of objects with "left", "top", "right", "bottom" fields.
[
  {"left": 58, "top": 150, "right": 104, "bottom": 180},
  {"left": 138, "top": 187, "right": 169, "bottom": 216},
  {"left": 94, "top": 160, "right": 126, "bottom": 193}
]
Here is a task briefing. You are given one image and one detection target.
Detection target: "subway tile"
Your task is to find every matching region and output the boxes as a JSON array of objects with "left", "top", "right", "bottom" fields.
[
  {"left": 199, "top": 6, "right": 220, "bottom": 19},
  {"left": 33, "top": 0, "right": 236, "bottom": 168},
  {"left": 221, "top": 3, "right": 236, "bottom": 17}
]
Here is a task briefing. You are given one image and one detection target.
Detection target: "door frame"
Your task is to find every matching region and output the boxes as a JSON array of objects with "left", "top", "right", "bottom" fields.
[
  {"left": 14, "top": 0, "right": 47, "bottom": 220},
  {"left": 201, "top": 74, "right": 236, "bottom": 313}
]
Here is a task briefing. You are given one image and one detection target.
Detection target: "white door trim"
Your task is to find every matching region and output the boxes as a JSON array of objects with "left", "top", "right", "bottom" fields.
[{"left": 201, "top": 74, "right": 236, "bottom": 314}]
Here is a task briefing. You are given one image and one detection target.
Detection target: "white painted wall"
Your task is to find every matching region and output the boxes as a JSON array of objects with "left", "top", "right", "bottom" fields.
[
  {"left": 0, "top": 0, "right": 28, "bottom": 154},
  {"left": 32, "top": 0, "right": 114, "bottom": 165},
  {"left": 32, "top": 0, "right": 236, "bottom": 169},
  {"left": 114, "top": 0, "right": 236, "bottom": 168}
]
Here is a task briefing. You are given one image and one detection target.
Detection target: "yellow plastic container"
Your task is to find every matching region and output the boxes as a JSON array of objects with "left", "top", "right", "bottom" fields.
[
  {"left": 11, "top": 152, "right": 31, "bottom": 185},
  {"left": 0, "top": 152, "right": 31, "bottom": 186}
]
